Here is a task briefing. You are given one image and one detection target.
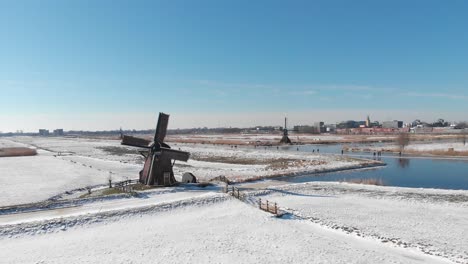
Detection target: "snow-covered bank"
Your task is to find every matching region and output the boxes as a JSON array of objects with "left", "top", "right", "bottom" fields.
[
  {"left": 405, "top": 142, "right": 468, "bottom": 152},
  {"left": 347, "top": 142, "right": 468, "bottom": 157},
  {"left": 0, "top": 198, "right": 451, "bottom": 264},
  {"left": 253, "top": 182, "right": 468, "bottom": 264},
  {"left": 174, "top": 143, "right": 382, "bottom": 182}
]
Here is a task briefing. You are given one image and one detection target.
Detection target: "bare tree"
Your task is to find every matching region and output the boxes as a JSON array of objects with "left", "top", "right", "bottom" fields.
[
  {"left": 397, "top": 132, "right": 410, "bottom": 152},
  {"left": 108, "top": 172, "right": 113, "bottom": 188},
  {"left": 463, "top": 130, "right": 467, "bottom": 146}
]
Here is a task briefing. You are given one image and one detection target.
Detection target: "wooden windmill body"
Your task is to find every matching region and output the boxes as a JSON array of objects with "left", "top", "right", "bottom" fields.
[{"left": 121, "top": 113, "right": 190, "bottom": 186}]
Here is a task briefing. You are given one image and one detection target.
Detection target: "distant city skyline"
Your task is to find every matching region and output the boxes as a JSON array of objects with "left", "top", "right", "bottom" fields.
[
  {"left": 0, "top": 110, "right": 465, "bottom": 133},
  {"left": 1, "top": 1, "right": 467, "bottom": 132}
]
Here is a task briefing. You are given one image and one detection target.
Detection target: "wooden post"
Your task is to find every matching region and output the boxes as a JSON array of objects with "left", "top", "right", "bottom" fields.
[
  {"left": 266, "top": 200, "right": 269, "bottom": 212},
  {"left": 237, "top": 189, "right": 240, "bottom": 199},
  {"left": 259, "top": 198, "right": 262, "bottom": 209},
  {"left": 274, "top": 203, "right": 277, "bottom": 214}
]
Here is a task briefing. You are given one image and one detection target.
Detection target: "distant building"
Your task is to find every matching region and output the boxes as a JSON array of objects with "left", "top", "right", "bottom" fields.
[
  {"left": 294, "top": 125, "right": 320, "bottom": 134},
  {"left": 53, "top": 129, "right": 64, "bottom": 136},
  {"left": 337, "top": 120, "right": 367, "bottom": 129},
  {"left": 324, "top": 124, "right": 336, "bottom": 133},
  {"left": 382, "top": 120, "right": 403, "bottom": 129},
  {"left": 314, "top": 122, "right": 325, "bottom": 133},
  {"left": 371, "top": 121, "right": 381, "bottom": 128},
  {"left": 365, "top": 116, "right": 371, "bottom": 128},
  {"left": 337, "top": 120, "right": 358, "bottom": 129},
  {"left": 38, "top": 129, "right": 49, "bottom": 136}
]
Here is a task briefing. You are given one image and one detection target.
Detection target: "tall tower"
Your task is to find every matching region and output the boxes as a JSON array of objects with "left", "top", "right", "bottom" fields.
[{"left": 366, "top": 115, "right": 371, "bottom": 128}]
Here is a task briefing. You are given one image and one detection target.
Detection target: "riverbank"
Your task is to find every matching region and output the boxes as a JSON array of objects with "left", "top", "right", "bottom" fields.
[
  {"left": 172, "top": 143, "right": 383, "bottom": 183},
  {"left": 345, "top": 141, "right": 468, "bottom": 158}
]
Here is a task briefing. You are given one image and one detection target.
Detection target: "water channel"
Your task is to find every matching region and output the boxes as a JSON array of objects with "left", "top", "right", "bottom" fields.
[{"left": 279, "top": 143, "right": 468, "bottom": 190}]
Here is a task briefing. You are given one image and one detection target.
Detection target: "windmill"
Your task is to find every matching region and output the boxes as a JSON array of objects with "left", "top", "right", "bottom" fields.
[
  {"left": 280, "top": 117, "right": 292, "bottom": 144},
  {"left": 121, "top": 113, "right": 190, "bottom": 186}
]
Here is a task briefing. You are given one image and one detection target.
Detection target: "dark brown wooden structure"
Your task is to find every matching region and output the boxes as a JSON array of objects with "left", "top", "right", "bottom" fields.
[
  {"left": 121, "top": 113, "right": 190, "bottom": 186},
  {"left": 280, "top": 117, "right": 292, "bottom": 144}
]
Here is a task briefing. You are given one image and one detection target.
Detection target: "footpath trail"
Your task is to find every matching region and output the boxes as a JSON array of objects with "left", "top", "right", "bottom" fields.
[{"left": 0, "top": 190, "right": 216, "bottom": 226}]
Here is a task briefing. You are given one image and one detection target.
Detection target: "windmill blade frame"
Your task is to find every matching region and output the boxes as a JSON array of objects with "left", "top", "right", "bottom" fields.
[
  {"left": 154, "top": 112, "right": 169, "bottom": 143},
  {"left": 120, "top": 112, "right": 191, "bottom": 186},
  {"left": 121, "top": 135, "right": 152, "bottom": 148}
]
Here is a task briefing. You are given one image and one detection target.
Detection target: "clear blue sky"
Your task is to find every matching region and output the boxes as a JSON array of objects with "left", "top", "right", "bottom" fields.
[{"left": 1, "top": 0, "right": 467, "bottom": 131}]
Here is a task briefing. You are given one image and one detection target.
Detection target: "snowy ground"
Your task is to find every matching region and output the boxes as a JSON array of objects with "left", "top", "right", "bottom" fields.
[
  {"left": 0, "top": 192, "right": 454, "bottom": 264},
  {"left": 349, "top": 142, "right": 468, "bottom": 156},
  {"left": 0, "top": 137, "right": 141, "bottom": 207},
  {"left": 248, "top": 182, "right": 468, "bottom": 264},
  {"left": 0, "top": 136, "right": 377, "bottom": 206},
  {"left": 1, "top": 136, "right": 465, "bottom": 263},
  {"left": 405, "top": 142, "right": 468, "bottom": 152},
  {"left": 167, "top": 133, "right": 345, "bottom": 144}
]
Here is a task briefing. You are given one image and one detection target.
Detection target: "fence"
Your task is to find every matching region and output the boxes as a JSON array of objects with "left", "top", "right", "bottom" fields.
[
  {"left": 226, "top": 185, "right": 280, "bottom": 216},
  {"left": 258, "top": 198, "right": 278, "bottom": 215},
  {"left": 114, "top": 179, "right": 140, "bottom": 193},
  {"left": 227, "top": 186, "right": 244, "bottom": 200}
]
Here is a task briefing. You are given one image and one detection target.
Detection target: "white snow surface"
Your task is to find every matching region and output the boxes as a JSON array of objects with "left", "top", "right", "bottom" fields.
[
  {"left": 0, "top": 186, "right": 221, "bottom": 226},
  {"left": 405, "top": 142, "right": 468, "bottom": 152},
  {"left": 1, "top": 137, "right": 372, "bottom": 206},
  {"left": 0, "top": 137, "right": 141, "bottom": 206},
  {"left": 254, "top": 182, "right": 468, "bottom": 264},
  {"left": 364, "top": 142, "right": 468, "bottom": 153},
  {"left": 0, "top": 135, "right": 462, "bottom": 264},
  {"left": 0, "top": 197, "right": 452, "bottom": 264}
]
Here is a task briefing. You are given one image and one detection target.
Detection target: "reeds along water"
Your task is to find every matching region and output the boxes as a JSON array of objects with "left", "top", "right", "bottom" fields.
[
  {"left": 340, "top": 178, "right": 384, "bottom": 186},
  {"left": 0, "top": 147, "right": 37, "bottom": 157}
]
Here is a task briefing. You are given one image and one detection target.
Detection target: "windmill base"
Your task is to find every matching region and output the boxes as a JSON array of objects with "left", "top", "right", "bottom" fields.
[{"left": 280, "top": 136, "right": 291, "bottom": 144}]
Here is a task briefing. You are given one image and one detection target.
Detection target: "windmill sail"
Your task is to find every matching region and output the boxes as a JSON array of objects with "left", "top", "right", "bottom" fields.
[
  {"left": 121, "top": 135, "right": 151, "bottom": 148},
  {"left": 154, "top": 112, "right": 169, "bottom": 143}
]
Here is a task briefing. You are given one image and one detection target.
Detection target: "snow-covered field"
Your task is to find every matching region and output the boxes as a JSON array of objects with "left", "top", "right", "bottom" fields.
[
  {"left": 249, "top": 182, "right": 468, "bottom": 263},
  {"left": 1, "top": 136, "right": 466, "bottom": 263},
  {"left": 0, "top": 136, "right": 376, "bottom": 206},
  {"left": 0, "top": 191, "right": 455, "bottom": 264},
  {"left": 0, "top": 137, "right": 141, "bottom": 206}
]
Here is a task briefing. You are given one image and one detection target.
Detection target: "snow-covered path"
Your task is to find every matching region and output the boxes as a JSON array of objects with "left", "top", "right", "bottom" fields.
[{"left": 0, "top": 188, "right": 218, "bottom": 226}]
